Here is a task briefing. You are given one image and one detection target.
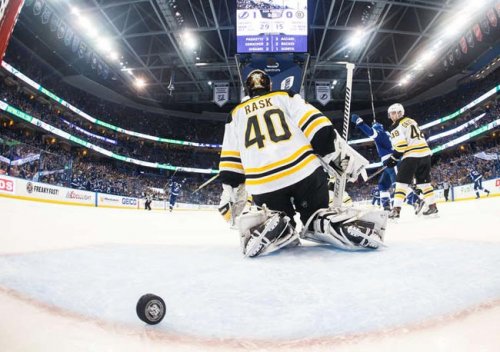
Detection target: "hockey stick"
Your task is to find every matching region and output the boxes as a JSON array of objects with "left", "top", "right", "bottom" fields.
[
  {"left": 365, "top": 166, "right": 387, "bottom": 182},
  {"left": 192, "top": 174, "right": 219, "bottom": 194},
  {"left": 332, "top": 62, "right": 355, "bottom": 208},
  {"left": 367, "top": 63, "right": 377, "bottom": 123}
]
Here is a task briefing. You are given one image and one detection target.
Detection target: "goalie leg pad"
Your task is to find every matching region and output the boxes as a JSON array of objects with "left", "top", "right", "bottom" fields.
[
  {"left": 239, "top": 208, "right": 298, "bottom": 258},
  {"left": 301, "top": 207, "right": 388, "bottom": 250}
]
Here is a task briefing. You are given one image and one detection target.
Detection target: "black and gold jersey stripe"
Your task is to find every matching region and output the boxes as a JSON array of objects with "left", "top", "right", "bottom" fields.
[
  {"left": 244, "top": 145, "right": 318, "bottom": 186},
  {"left": 298, "top": 109, "right": 331, "bottom": 139},
  {"left": 219, "top": 150, "right": 244, "bottom": 172}
]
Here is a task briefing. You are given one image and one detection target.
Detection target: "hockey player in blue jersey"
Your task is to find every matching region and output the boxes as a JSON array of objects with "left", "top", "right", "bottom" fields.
[
  {"left": 469, "top": 168, "right": 490, "bottom": 199},
  {"left": 371, "top": 186, "right": 381, "bottom": 206},
  {"left": 351, "top": 114, "right": 396, "bottom": 210},
  {"left": 168, "top": 178, "right": 185, "bottom": 211}
]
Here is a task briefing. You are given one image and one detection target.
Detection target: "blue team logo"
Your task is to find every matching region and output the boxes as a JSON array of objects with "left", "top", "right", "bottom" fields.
[{"left": 238, "top": 11, "right": 249, "bottom": 19}]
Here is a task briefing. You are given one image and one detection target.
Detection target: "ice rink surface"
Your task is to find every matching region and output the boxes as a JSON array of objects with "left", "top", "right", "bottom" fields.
[{"left": 1, "top": 196, "right": 500, "bottom": 351}]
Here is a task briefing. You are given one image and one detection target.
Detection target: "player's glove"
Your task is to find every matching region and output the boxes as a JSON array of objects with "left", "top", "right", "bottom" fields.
[
  {"left": 384, "top": 155, "right": 399, "bottom": 168},
  {"left": 218, "top": 183, "right": 248, "bottom": 225},
  {"left": 351, "top": 114, "right": 363, "bottom": 125}
]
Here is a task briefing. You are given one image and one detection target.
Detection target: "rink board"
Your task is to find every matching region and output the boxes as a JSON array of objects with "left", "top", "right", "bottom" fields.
[{"left": 1, "top": 175, "right": 499, "bottom": 210}]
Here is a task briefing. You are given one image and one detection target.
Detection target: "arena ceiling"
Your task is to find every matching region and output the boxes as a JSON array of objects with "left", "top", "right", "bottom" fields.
[{"left": 9, "top": 0, "right": 500, "bottom": 112}]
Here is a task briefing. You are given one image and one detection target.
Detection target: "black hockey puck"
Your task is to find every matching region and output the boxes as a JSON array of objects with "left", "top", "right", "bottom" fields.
[{"left": 136, "top": 293, "right": 166, "bottom": 325}]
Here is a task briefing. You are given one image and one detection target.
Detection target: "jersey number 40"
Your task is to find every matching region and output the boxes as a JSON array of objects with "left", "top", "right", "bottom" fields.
[{"left": 245, "top": 109, "right": 292, "bottom": 149}]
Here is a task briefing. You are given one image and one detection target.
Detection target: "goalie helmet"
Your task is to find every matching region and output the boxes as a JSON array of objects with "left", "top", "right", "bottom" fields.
[
  {"left": 245, "top": 69, "right": 272, "bottom": 97},
  {"left": 387, "top": 103, "right": 405, "bottom": 120}
]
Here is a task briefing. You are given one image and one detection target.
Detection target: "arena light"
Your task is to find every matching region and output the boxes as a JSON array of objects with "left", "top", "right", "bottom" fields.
[
  {"left": 97, "top": 38, "right": 112, "bottom": 53},
  {"left": 127, "top": 69, "right": 134, "bottom": 76},
  {"left": 399, "top": 74, "right": 411, "bottom": 86},
  {"left": 87, "top": 28, "right": 98, "bottom": 39},
  {"left": 182, "top": 31, "right": 198, "bottom": 50},
  {"left": 432, "top": 40, "right": 442, "bottom": 50},
  {"left": 108, "top": 52, "right": 119, "bottom": 61},
  {"left": 444, "top": 13, "right": 468, "bottom": 38},
  {"left": 78, "top": 16, "right": 92, "bottom": 28},
  {"left": 135, "top": 78, "right": 146, "bottom": 88},
  {"left": 348, "top": 29, "right": 366, "bottom": 48},
  {"left": 418, "top": 50, "right": 435, "bottom": 65},
  {"left": 71, "top": 7, "right": 80, "bottom": 16}
]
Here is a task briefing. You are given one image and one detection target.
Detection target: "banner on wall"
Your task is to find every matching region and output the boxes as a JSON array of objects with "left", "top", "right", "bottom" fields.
[
  {"left": 315, "top": 81, "right": 331, "bottom": 106},
  {"left": 459, "top": 36, "right": 468, "bottom": 54},
  {"left": 474, "top": 151, "right": 500, "bottom": 160},
  {"left": 213, "top": 82, "right": 229, "bottom": 107},
  {"left": 10, "top": 153, "right": 40, "bottom": 166}
]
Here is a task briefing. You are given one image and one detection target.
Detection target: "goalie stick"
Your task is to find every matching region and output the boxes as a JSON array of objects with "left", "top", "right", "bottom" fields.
[{"left": 332, "top": 62, "right": 355, "bottom": 208}]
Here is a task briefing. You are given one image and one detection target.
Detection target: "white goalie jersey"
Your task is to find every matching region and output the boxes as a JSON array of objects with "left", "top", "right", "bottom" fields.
[{"left": 219, "top": 91, "right": 333, "bottom": 195}]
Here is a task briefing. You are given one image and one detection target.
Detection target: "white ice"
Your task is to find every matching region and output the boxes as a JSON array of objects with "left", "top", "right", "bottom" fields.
[{"left": 1, "top": 196, "right": 500, "bottom": 351}]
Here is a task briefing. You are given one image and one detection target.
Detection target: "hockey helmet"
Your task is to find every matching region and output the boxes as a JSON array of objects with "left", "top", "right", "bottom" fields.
[
  {"left": 387, "top": 103, "right": 405, "bottom": 120},
  {"left": 245, "top": 69, "right": 272, "bottom": 97}
]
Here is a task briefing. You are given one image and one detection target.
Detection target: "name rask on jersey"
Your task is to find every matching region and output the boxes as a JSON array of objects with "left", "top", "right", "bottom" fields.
[{"left": 244, "top": 98, "right": 273, "bottom": 114}]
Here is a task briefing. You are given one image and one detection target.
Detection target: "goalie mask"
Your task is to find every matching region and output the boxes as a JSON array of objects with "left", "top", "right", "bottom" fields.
[{"left": 245, "top": 69, "right": 272, "bottom": 97}]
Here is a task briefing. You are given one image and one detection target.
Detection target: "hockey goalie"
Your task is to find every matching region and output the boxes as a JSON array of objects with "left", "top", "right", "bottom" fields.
[{"left": 217, "top": 69, "right": 387, "bottom": 257}]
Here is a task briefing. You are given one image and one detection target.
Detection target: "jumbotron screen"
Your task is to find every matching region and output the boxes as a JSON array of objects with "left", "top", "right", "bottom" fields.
[{"left": 236, "top": 0, "right": 308, "bottom": 53}]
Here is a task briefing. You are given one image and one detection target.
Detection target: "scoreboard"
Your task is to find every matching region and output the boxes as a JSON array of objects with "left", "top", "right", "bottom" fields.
[{"left": 236, "top": 0, "right": 308, "bottom": 53}]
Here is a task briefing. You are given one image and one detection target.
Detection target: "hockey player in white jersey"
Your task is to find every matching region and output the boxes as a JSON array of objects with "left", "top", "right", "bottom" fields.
[
  {"left": 384, "top": 103, "right": 438, "bottom": 218},
  {"left": 218, "top": 69, "right": 387, "bottom": 258}
]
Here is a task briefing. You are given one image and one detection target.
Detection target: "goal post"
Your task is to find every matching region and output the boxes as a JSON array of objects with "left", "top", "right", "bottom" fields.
[{"left": 0, "top": 0, "right": 24, "bottom": 62}]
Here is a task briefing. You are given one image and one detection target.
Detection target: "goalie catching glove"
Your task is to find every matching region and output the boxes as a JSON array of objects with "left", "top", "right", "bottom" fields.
[
  {"left": 322, "top": 130, "right": 369, "bottom": 182},
  {"left": 218, "top": 183, "right": 248, "bottom": 226}
]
